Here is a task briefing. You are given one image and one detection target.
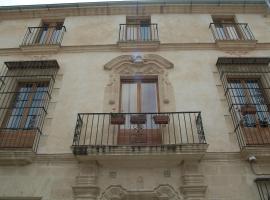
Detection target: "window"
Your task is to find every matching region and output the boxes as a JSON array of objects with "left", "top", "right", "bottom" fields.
[
  {"left": 217, "top": 57, "right": 270, "bottom": 147},
  {"left": 0, "top": 60, "right": 59, "bottom": 150},
  {"left": 228, "top": 79, "right": 270, "bottom": 127},
  {"left": 118, "top": 77, "right": 161, "bottom": 145},
  {"left": 211, "top": 15, "right": 254, "bottom": 41},
  {"left": 212, "top": 16, "right": 240, "bottom": 40},
  {"left": 126, "top": 16, "right": 151, "bottom": 41},
  {"left": 3, "top": 82, "right": 49, "bottom": 129},
  {"left": 36, "top": 20, "right": 64, "bottom": 44},
  {"left": 120, "top": 77, "right": 158, "bottom": 113},
  {"left": 255, "top": 178, "right": 270, "bottom": 200}
]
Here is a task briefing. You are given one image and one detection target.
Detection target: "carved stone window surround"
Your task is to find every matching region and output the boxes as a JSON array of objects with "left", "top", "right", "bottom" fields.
[{"left": 103, "top": 54, "right": 174, "bottom": 112}]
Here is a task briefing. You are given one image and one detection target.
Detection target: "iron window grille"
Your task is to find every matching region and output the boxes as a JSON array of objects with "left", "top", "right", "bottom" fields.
[
  {"left": 255, "top": 178, "right": 270, "bottom": 200},
  {"left": 0, "top": 60, "right": 59, "bottom": 151},
  {"left": 217, "top": 57, "right": 270, "bottom": 149}
]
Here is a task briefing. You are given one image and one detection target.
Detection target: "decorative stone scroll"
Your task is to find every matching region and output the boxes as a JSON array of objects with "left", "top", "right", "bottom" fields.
[
  {"left": 100, "top": 184, "right": 183, "bottom": 200},
  {"left": 103, "top": 54, "right": 175, "bottom": 112}
]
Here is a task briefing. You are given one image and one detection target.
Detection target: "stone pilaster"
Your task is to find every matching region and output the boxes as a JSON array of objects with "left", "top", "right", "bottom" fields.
[
  {"left": 72, "top": 162, "right": 100, "bottom": 200},
  {"left": 179, "top": 161, "right": 207, "bottom": 200}
]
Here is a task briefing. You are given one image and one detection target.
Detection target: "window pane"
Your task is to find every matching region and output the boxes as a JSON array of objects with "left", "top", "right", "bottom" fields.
[
  {"left": 228, "top": 80, "right": 256, "bottom": 127},
  {"left": 6, "top": 84, "right": 32, "bottom": 129},
  {"left": 141, "top": 83, "right": 157, "bottom": 113},
  {"left": 121, "top": 83, "right": 137, "bottom": 113},
  {"left": 246, "top": 80, "right": 270, "bottom": 125}
]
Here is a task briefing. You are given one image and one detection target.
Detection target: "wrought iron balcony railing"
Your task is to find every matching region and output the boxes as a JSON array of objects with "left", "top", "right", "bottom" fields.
[
  {"left": 118, "top": 24, "right": 159, "bottom": 42},
  {"left": 72, "top": 112, "right": 207, "bottom": 155},
  {"left": 209, "top": 23, "right": 255, "bottom": 41},
  {"left": 21, "top": 26, "right": 66, "bottom": 46}
]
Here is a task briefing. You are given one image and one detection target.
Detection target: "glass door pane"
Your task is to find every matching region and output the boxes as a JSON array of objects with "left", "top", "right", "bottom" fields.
[
  {"left": 141, "top": 83, "right": 157, "bottom": 113},
  {"left": 121, "top": 83, "right": 137, "bottom": 113},
  {"left": 141, "top": 82, "right": 158, "bottom": 128}
]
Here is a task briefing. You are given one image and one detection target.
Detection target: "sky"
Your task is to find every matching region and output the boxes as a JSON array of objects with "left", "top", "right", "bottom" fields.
[{"left": 0, "top": 0, "right": 125, "bottom": 6}]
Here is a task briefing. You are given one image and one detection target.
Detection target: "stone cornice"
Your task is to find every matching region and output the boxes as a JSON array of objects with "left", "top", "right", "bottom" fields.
[
  {"left": 0, "top": 4, "right": 267, "bottom": 20},
  {"left": 0, "top": 43, "right": 270, "bottom": 56},
  {"left": 0, "top": 152, "right": 245, "bottom": 164}
]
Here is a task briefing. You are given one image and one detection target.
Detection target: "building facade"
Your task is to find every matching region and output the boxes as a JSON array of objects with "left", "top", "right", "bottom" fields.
[{"left": 0, "top": 0, "right": 270, "bottom": 199}]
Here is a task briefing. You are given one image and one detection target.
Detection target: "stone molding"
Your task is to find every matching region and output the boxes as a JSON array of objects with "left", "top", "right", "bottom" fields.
[
  {"left": 215, "top": 40, "right": 257, "bottom": 51},
  {"left": 180, "top": 161, "right": 207, "bottom": 200},
  {"left": 117, "top": 41, "right": 160, "bottom": 51},
  {"left": 0, "top": 4, "right": 267, "bottom": 20},
  {"left": 0, "top": 43, "right": 270, "bottom": 56},
  {"left": 20, "top": 44, "right": 61, "bottom": 53},
  {"left": 241, "top": 146, "right": 270, "bottom": 161},
  {"left": 72, "top": 162, "right": 100, "bottom": 200},
  {"left": 0, "top": 152, "right": 249, "bottom": 164},
  {"left": 179, "top": 185, "right": 207, "bottom": 200},
  {"left": 100, "top": 184, "right": 182, "bottom": 200},
  {"left": 0, "top": 198, "right": 41, "bottom": 200},
  {"left": 0, "top": 150, "right": 35, "bottom": 165}
]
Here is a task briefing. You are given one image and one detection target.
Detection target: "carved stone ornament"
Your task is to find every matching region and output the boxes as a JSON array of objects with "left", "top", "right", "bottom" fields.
[
  {"left": 101, "top": 185, "right": 128, "bottom": 200},
  {"left": 100, "top": 184, "right": 183, "bottom": 200},
  {"left": 103, "top": 54, "right": 175, "bottom": 112}
]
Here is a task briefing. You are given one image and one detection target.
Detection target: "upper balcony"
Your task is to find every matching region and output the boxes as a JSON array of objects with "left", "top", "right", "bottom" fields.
[
  {"left": 20, "top": 26, "right": 66, "bottom": 52},
  {"left": 72, "top": 112, "right": 208, "bottom": 161},
  {"left": 118, "top": 24, "right": 160, "bottom": 50},
  {"left": 209, "top": 22, "right": 257, "bottom": 50}
]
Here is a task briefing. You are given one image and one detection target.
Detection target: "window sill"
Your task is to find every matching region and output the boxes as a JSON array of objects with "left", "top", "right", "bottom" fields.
[
  {"left": 117, "top": 41, "right": 160, "bottom": 51},
  {"left": 0, "top": 149, "right": 35, "bottom": 165},
  {"left": 215, "top": 39, "right": 257, "bottom": 50},
  {"left": 20, "top": 44, "right": 60, "bottom": 53},
  {"left": 241, "top": 146, "right": 270, "bottom": 161},
  {"left": 72, "top": 143, "right": 209, "bottom": 163}
]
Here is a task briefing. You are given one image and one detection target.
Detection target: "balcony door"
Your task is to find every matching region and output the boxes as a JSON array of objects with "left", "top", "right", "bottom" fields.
[
  {"left": 126, "top": 17, "right": 151, "bottom": 41},
  {"left": 212, "top": 16, "right": 241, "bottom": 40},
  {"left": 118, "top": 78, "right": 161, "bottom": 145},
  {"left": 36, "top": 21, "right": 63, "bottom": 44}
]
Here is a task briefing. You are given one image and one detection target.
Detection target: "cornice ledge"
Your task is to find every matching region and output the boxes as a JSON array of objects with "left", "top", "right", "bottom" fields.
[
  {"left": 61, "top": 44, "right": 119, "bottom": 52},
  {"left": 34, "top": 153, "right": 78, "bottom": 163},
  {"left": 0, "top": 4, "right": 266, "bottom": 20},
  {"left": 203, "top": 152, "right": 243, "bottom": 161},
  {"left": 0, "top": 42, "right": 270, "bottom": 55},
  {"left": 160, "top": 43, "right": 216, "bottom": 50}
]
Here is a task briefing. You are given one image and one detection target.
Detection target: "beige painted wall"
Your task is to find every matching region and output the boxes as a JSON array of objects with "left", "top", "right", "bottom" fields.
[
  {"left": 0, "top": 19, "right": 40, "bottom": 49},
  {"left": 0, "top": 13, "right": 269, "bottom": 47},
  {"left": 62, "top": 15, "right": 125, "bottom": 46},
  {"left": 237, "top": 14, "right": 270, "bottom": 43},
  {"left": 0, "top": 158, "right": 262, "bottom": 200},
  {"left": 153, "top": 14, "right": 214, "bottom": 43},
  {"left": 2, "top": 50, "right": 269, "bottom": 154}
]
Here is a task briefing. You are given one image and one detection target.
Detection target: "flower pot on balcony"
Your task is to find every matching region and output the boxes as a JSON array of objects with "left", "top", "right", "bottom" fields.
[
  {"left": 110, "top": 114, "right": 125, "bottom": 125},
  {"left": 130, "top": 114, "right": 147, "bottom": 124},
  {"left": 153, "top": 115, "right": 170, "bottom": 124},
  {"left": 241, "top": 105, "right": 257, "bottom": 115}
]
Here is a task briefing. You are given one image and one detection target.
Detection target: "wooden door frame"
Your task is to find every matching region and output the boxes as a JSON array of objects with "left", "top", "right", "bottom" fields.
[
  {"left": 119, "top": 76, "right": 160, "bottom": 113},
  {"left": 126, "top": 16, "right": 151, "bottom": 41}
]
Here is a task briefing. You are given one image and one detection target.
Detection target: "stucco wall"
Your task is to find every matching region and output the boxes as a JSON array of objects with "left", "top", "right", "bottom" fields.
[
  {"left": 0, "top": 13, "right": 269, "bottom": 48},
  {"left": 0, "top": 159, "right": 262, "bottom": 200},
  {"left": 0, "top": 19, "right": 40, "bottom": 49},
  {"left": 1, "top": 50, "right": 269, "bottom": 154}
]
